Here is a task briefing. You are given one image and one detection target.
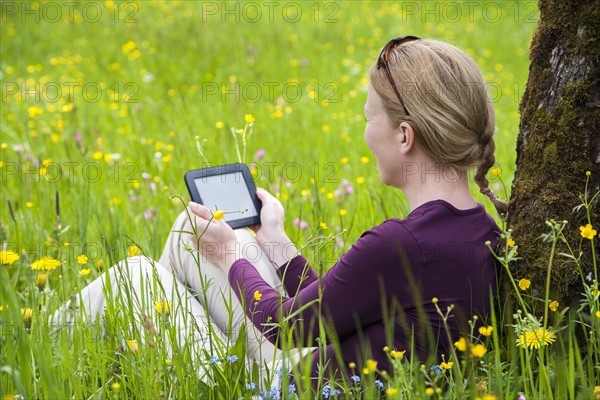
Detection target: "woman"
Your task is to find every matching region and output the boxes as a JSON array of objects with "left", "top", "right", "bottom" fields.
[{"left": 55, "top": 36, "right": 505, "bottom": 388}]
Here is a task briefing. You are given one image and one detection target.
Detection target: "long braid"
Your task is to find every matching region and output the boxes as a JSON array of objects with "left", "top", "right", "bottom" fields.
[{"left": 474, "top": 102, "right": 509, "bottom": 219}]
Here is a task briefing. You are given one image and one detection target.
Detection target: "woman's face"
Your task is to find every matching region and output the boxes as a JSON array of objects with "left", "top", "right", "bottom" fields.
[{"left": 363, "top": 84, "right": 403, "bottom": 187}]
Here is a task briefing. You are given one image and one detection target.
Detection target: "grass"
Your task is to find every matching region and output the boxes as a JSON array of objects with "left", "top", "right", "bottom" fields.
[{"left": 1, "top": 1, "right": 598, "bottom": 399}]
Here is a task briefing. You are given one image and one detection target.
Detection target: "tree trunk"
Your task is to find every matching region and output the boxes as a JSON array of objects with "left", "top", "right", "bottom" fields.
[{"left": 508, "top": 0, "right": 599, "bottom": 306}]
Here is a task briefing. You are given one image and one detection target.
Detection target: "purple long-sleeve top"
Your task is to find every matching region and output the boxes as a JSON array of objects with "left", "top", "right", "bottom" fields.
[{"left": 228, "top": 200, "right": 501, "bottom": 380}]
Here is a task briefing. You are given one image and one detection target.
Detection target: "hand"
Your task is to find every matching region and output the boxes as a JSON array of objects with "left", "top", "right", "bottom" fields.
[
  {"left": 187, "top": 202, "right": 238, "bottom": 273},
  {"left": 248, "top": 188, "right": 298, "bottom": 267}
]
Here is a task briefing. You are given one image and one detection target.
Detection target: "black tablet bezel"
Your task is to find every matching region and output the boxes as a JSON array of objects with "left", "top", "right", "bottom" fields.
[{"left": 184, "top": 163, "right": 261, "bottom": 229}]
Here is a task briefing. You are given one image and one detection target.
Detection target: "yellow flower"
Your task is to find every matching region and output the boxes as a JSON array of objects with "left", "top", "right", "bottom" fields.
[
  {"left": 586, "top": 171, "right": 591, "bottom": 176},
  {"left": 339, "top": 209, "right": 348, "bottom": 216},
  {"left": 77, "top": 254, "right": 88, "bottom": 264},
  {"left": 127, "top": 339, "right": 138, "bottom": 353},
  {"left": 356, "top": 176, "right": 365, "bottom": 184},
  {"left": 596, "top": 310, "right": 600, "bottom": 318},
  {"left": 21, "top": 307, "right": 33, "bottom": 321},
  {"left": 340, "top": 156, "right": 349, "bottom": 164},
  {"left": 432, "top": 297, "right": 438, "bottom": 304},
  {"left": 0, "top": 306, "right": 3, "bottom": 311},
  {"left": 26, "top": 201, "right": 33, "bottom": 208},
  {"left": 507, "top": 238, "right": 515, "bottom": 247},
  {"left": 490, "top": 167, "right": 501, "bottom": 176},
  {"left": 36, "top": 274, "right": 47, "bottom": 288},
  {"left": 128, "top": 245, "right": 141, "bottom": 257},
  {"left": 112, "top": 382, "right": 121, "bottom": 390},
  {"left": 254, "top": 290, "right": 263, "bottom": 301},
  {"left": 425, "top": 387, "right": 434, "bottom": 396},
  {"left": 155, "top": 300, "right": 172, "bottom": 315},
  {"left": 215, "top": 121, "right": 224, "bottom": 128},
  {"left": 440, "top": 361, "right": 453, "bottom": 369},
  {"left": 31, "top": 256, "right": 61, "bottom": 271},
  {"left": 320, "top": 221, "right": 328, "bottom": 230},
  {"left": 165, "top": 359, "right": 172, "bottom": 365},
  {"left": 386, "top": 388, "right": 398, "bottom": 396},
  {"left": 470, "top": 344, "right": 487, "bottom": 358},
  {"left": 349, "top": 362, "right": 356, "bottom": 369},
  {"left": 390, "top": 350, "right": 406, "bottom": 359},
  {"left": 0, "top": 250, "right": 20, "bottom": 265},
  {"left": 365, "top": 359, "right": 377, "bottom": 373},
  {"left": 79, "top": 268, "right": 91, "bottom": 276},
  {"left": 97, "top": 259, "right": 104, "bottom": 269},
  {"left": 360, "top": 156, "right": 369, "bottom": 164},
  {"left": 478, "top": 326, "right": 494, "bottom": 337},
  {"left": 516, "top": 328, "right": 557, "bottom": 349},
  {"left": 213, "top": 210, "right": 225, "bottom": 221},
  {"left": 244, "top": 114, "right": 255, "bottom": 124},
  {"left": 579, "top": 224, "right": 597, "bottom": 240},
  {"left": 481, "top": 395, "right": 498, "bottom": 400},
  {"left": 549, "top": 300, "right": 559, "bottom": 312},
  {"left": 518, "top": 278, "right": 531, "bottom": 290},
  {"left": 92, "top": 151, "right": 103, "bottom": 160},
  {"left": 454, "top": 337, "right": 468, "bottom": 352}
]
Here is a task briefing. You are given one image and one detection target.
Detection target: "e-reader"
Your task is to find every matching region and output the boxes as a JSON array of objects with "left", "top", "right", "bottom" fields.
[{"left": 184, "top": 163, "right": 261, "bottom": 229}]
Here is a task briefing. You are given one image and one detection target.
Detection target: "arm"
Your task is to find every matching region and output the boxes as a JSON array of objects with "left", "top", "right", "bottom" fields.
[{"left": 229, "top": 221, "right": 412, "bottom": 345}]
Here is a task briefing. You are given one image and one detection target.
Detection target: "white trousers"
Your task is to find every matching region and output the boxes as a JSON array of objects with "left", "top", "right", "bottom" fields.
[{"left": 52, "top": 210, "right": 309, "bottom": 385}]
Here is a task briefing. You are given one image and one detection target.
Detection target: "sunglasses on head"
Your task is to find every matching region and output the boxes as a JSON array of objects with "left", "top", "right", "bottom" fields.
[{"left": 376, "top": 36, "right": 421, "bottom": 116}]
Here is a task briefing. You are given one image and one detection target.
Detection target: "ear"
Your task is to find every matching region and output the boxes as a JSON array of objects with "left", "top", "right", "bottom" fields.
[{"left": 398, "top": 122, "right": 415, "bottom": 154}]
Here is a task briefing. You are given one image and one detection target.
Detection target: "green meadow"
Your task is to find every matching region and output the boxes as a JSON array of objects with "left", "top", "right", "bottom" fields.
[{"left": 1, "top": 1, "right": 598, "bottom": 399}]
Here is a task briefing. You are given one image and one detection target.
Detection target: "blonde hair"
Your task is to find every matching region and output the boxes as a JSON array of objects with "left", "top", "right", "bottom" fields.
[{"left": 369, "top": 39, "right": 508, "bottom": 218}]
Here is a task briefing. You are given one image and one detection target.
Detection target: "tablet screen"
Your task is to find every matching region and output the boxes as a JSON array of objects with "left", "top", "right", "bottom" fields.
[{"left": 193, "top": 171, "right": 259, "bottom": 222}]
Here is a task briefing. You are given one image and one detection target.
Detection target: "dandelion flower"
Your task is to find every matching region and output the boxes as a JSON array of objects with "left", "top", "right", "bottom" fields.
[
  {"left": 213, "top": 210, "right": 225, "bottom": 221},
  {"left": 77, "top": 254, "right": 88, "bottom": 264},
  {"left": 0, "top": 250, "right": 20, "bottom": 265},
  {"left": 339, "top": 209, "right": 348, "bottom": 216},
  {"left": 425, "top": 388, "right": 434, "bottom": 396},
  {"left": 549, "top": 300, "right": 559, "bottom": 312},
  {"left": 127, "top": 339, "right": 139, "bottom": 353},
  {"left": 516, "top": 328, "right": 556, "bottom": 349},
  {"left": 31, "top": 257, "right": 61, "bottom": 271},
  {"left": 360, "top": 156, "right": 369, "bottom": 164},
  {"left": 490, "top": 167, "right": 501, "bottom": 177},
  {"left": 112, "top": 382, "right": 121, "bottom": 390},
  {"left": 470, "top": 344, "right": 487, "bottom": 358},
  {"left": 253, "top": 290, "right": 263, "bottom": 301},
  {"left": 320, "top": 221, "right": 328, "bottom": 230},
  {"left": 21, "top": 308, "right": 33, "bottom": 321},
  {"left": 478, "top": 326, "right": 494, "bottom": 336},
  {"left": 482, "top": 395, "right": 498, "bottom": 400},
  {"left": 155, "top": 300, "right": 172, "bottom": 315},
  {"left": 508, "top": 238, "right": 515, "bottom": 247},
  {"left": 244, "top": 114, "right": 255, "bottom": 124},
  {"left": 36, "top": 274, "right": 47, "bottom": 288},
  {"left": 518, "top": 278, "right": 531, "bottom": 291},
  {"left": 79, "top": 268, "right": 91, "bottom": 276},
  {"left": 386, "top": 388, "right": 399, "bottom": 395},
  {"left": 579, "top": 224, "right": 597, "bottom": 240},
  {"left": 454, "top": 337, "right": 468, "bottom": 352},
  {"left": 596, "top": 310, "right": 600, "bottom": 318},
  {"left": 128, "top": 245, "right": 141, "bottom": 257}
]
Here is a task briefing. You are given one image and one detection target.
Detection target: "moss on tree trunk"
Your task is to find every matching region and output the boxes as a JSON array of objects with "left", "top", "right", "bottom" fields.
[{"left": 508, "top": 0, "right": 599, "bottom": 306}]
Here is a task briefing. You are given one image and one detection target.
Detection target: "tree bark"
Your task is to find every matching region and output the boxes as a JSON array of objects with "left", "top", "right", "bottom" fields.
[{"left": 508, "top": 0, "right": 599, "bottom": 306}]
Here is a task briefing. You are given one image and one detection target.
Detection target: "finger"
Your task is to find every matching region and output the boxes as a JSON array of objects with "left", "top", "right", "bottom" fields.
[
  {"left": 256, "top": 187, "right": 274, "bottom": 203},
  {"left": 188, "top": 202, "right": 212, "bottom": 220}
]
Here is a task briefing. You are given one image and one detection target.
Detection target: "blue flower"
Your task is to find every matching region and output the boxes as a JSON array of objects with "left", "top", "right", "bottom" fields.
[
  {"left": 288, "top": 384, "right": 296, "bottom": 394},
  {"left": 246, "top": 382, "right": 256, "bottom": 391},
  {"left": 375, "top": 379, "right": 384, "bottom": 390},
  {"left": 269, "top": 387, "right": 280, "bottom": 400},
  {"left": 209, "top": 356, "right": 219, "bottom": 365},
  {"left": 322, "top": 385, "right": 332, "bottom": 399},
  {"left": 275, "top": 367, "right": 283, "bottom": 379},
  {"left": 227, "top": 355, "right": 239, "bottom": 363},
  {"left": 430, "top": 365, "right": 442, "bottom": 375},
  {"left": 350, "top": 375, "right": 361, "bottom": 384}
]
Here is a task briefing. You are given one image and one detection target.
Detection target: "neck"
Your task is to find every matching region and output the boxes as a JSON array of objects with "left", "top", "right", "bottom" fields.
[{"left": 397, "top": 166, "right": 477, "bottom": 211}]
